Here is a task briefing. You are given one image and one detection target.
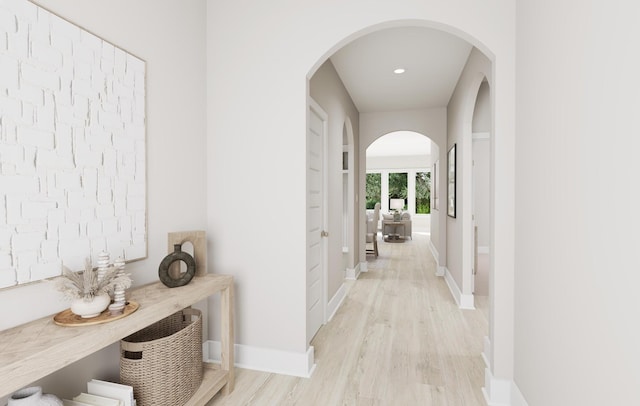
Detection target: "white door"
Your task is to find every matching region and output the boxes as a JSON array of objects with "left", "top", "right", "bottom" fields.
[{"left": 306, "top": 98, "right": 327, "bottom": 344}]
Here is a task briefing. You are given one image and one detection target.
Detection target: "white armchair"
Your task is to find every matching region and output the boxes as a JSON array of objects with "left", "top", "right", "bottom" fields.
[{"left": 365, "top": 203, "right": 380, "bottom": 257}]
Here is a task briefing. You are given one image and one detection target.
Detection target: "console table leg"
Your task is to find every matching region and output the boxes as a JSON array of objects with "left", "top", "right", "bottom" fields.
[{"left": 221, "top": 282, "right": 235, "bottom": 394}]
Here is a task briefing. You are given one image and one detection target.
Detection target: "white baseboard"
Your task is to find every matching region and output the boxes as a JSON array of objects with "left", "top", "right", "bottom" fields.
[
  {"left": 436, "top": 265, "right": 445, "bottom": 277},
  {"left": 345, "top": 263, "right": 361, "bottom": 280},
  {"left": 511, "top": 382, "right": 529, "bottom": 406},
  {"left": 203, "top": 341, "right": 316, "bottom": 378},
  {"left": 459, "top": 293, "right": 474, "bottom": 309},
  {"left": 359, "top": 261, "right": 368, "bottom": 273},
  {"left": 327, "top": 283, "right": 347, "bottom": 322},
  {"left": 482, "top": 368, "right": 529, "bottom": 406},
  {"left": 482, "top": 368, "right": 511, "bottom": 406},
  {"left": 443, "top": 267, "right": 475, "bottom": 309},
  {"left": 428, "top": 238, "right": 439, "bottom": 263}
]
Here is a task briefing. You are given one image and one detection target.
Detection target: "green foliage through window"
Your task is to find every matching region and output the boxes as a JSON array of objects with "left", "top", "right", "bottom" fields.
[
  {"left": 388, "top": 173, "right": 407, "bottom": 210},
  {"left": 416, "top": 172, "right": 431, "bottom": 214},
  {"left": 366, "top": 173, "right": 381, "bottom": 209}
]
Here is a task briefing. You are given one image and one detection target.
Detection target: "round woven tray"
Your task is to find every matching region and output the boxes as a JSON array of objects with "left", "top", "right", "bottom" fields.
[{"left": 53, "top": 301, "right": 139, "bottom": 327}]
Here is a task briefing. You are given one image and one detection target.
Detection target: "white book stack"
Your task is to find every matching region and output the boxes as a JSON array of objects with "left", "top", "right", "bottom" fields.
[
  {"left": 86, "top": 380, "right": 135, "bottom": 406},
  {"left": 62, "top": 379, "right": 136, "bottom": 406},
  {"left": 70, "top": 393, "right": 122, "bottom": 406},
  {"left": 63, "top": 401, "right": 92, "bottom": 406}
]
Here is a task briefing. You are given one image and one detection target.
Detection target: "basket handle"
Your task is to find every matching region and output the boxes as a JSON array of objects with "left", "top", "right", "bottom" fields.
[
  {"left": 181, "top": 308, "right": 201, "bottom": 321},
  {"left": 121, "top": 341, "right": 144, "bottom": 352},
  {"left": 121, "top": 340, "right": 144, "bottom": 360},
  {"left": 120, "top": 308, "right": 202, "bottom": 360}
]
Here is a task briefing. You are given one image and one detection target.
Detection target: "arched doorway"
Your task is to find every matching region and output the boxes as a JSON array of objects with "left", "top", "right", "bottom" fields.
[
  {"left": 342, "top": 119, "right": 357, "bottom": 278},
  {"left": 365, "top": 131, "right": 434, "bottom": 233},
  {"left": 207, "top": 0, "right": 515, "bottom": 386},
  {"left": 306, "top": 20, "right": 509, "bottom": 396}
]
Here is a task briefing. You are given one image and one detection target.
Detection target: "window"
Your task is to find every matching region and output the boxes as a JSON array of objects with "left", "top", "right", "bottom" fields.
[
  {"left": 415, "top": 171, "right": 431, "bottom": 214},
  {"left": 388, "top": 172, "right": 407, "bottom": 210},
  {"left": 365, "top": 173, "right": 381, "bottom": 209}
]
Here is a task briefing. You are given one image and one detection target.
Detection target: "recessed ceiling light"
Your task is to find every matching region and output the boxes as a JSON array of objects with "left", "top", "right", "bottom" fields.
[{"left": 393, "top": 68, "right": 406, "bottom": 74}]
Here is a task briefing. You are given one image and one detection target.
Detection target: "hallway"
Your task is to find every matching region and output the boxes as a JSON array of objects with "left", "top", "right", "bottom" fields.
[{"left": 209, "top": 233, "right": 489, "bottom": 405}]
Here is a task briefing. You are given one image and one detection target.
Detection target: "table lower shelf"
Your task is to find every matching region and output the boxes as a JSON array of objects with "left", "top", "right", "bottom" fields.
[{"left": 184, "top": 364, "right": 229, "bottom": 406}]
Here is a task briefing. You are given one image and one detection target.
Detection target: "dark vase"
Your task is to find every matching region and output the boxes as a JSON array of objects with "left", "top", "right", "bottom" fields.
[{"left": 158, "top": 244, "right": 196, "bottom": 288}]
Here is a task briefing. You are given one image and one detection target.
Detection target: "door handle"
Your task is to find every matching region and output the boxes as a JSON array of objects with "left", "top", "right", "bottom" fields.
[{"left": 321, "top": 230, "right": 329, "bottom": 238}]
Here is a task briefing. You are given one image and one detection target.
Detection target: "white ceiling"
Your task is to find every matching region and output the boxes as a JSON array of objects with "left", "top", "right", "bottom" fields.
[
  {"left": 366, "top": 131, "right": 431, "bottom": 157},
  {"left": 330, "top": 26, "right": 473, "bottom": 113}
]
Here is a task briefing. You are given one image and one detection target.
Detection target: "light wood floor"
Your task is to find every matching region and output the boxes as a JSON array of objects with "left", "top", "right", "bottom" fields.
[{"left": 208, "top": 233, "right": 489, "bottom": 406}]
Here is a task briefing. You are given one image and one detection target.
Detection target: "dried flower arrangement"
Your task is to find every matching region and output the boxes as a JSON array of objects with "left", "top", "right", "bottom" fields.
[{"left": 57, "top": 258, "right": 132, "bottom": 302}]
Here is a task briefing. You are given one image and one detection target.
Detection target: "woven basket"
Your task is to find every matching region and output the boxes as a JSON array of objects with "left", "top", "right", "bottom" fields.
[{"left": 120, "top": 308, "right": 203, "bottom": 406}]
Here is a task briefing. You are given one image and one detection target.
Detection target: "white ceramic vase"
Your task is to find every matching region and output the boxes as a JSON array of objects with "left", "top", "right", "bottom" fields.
[
  {"left": 8, "top": 386, "right": 62, "bottom": 406},
  {"left": 70, "top": 292, "right": 111, "bottom": 318}
]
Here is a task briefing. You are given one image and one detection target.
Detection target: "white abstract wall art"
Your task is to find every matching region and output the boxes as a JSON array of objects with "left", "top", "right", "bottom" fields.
[{"left": 0, "top": 0, "right": 146, "bottom": 288}]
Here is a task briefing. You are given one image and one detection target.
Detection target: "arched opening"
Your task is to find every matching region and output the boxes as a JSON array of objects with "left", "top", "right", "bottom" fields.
[
  {"left": 365, "top": 131, "right": 433, "bottom": 235},
  {"left": 440, "top": 49, "right": 492, "bottom": 313},
  {"left": 342, "top": 118, "right": 356, "bottom": 278},
  {"left": 307, "top": 20, "right": 503, "bottom": 387},
  {"left": 204, "top": 0, "right": 517, "bottom": 393},
  {"left": 471, "top": 80, "right": 491, "bottom": 299}
]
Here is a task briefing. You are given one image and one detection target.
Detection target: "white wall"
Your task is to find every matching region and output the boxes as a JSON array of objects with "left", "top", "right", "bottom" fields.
[
  {"left": 367, "top": 154, "right": 432, "bottom": 170},
  {"left": 515, "top": 1, "right": 640, "bottom": 404},
  {"left": 445, "top": 48, "right": 491, "bottom": 299},
  {"left": 0, "top": 0, "right": 208, "bottom": 401},
  {"left": 472, "top": 81, "right": 491, "bottom": 249},
  {"left": 473, "top": 138, "right": 490, "bottom": 249},
  {"left": 206, "top": 0, "right": 515, "bottom": 384},
  {"left": 472, "top": 80, "right": 491, "bottom": 133},
  {"left": 309, "top": 59, "right": 360, "bottom": 303},
  {"left": 431, "top": 143, "right": 442, "bottom": 264}
]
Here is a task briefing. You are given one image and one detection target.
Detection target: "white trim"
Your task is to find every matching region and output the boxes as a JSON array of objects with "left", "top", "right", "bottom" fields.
[
  {"left": 428, "top": 237, "right": 439, "bottom": 263},
  {"left": 345, "top": 262, "right": 361, "bottom": 280},
  {"left": 359, "top": 261, "right": 368, "bottom": 273},
  {"left": 443, "top": 267, "right": 475, "bottom": 309},
  {"left": 459, "top": 292, "right": 474, "bottom": 309},
  {"left": 481, "top": 368, "right": 529, "bottom": 406},
  {"left": 429, "top": 238, "right": 446, "bottom": 277},
  {"left": 204, "top": 341, "right": 316, "bottom": 378},
  {"left": 327, "top": 283, "right": 347, "bottom": 322},
  {"left": 482, "top": 368, "right": 511, "bottom": 406},
  {"left": 343, "top": 117, "right": 355, "bottom": 269},
  {"left": 511, "top": 382, "right": 529, "bottom": 406},
  {"left": 478, "top": 245, "right": 490, "bottom": 254}
]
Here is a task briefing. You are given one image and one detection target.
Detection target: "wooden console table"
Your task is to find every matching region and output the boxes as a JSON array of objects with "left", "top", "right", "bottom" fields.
[
  {"left": 383, "top": 221, "right": 406, "bottom": 242},
  {"left": 0, "top": 273, "right": 235, "bottom": 404}
]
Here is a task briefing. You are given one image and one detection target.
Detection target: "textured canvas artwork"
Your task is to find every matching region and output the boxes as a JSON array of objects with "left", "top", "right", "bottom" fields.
[{"left": 0, "top": 0, "right": 146, "bottom": 287}]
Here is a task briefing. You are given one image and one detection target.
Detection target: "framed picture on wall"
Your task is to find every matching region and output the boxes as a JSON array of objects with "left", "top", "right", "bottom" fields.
[{"left": 447, "top": 144, "right": 456, "bottom": 218}]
